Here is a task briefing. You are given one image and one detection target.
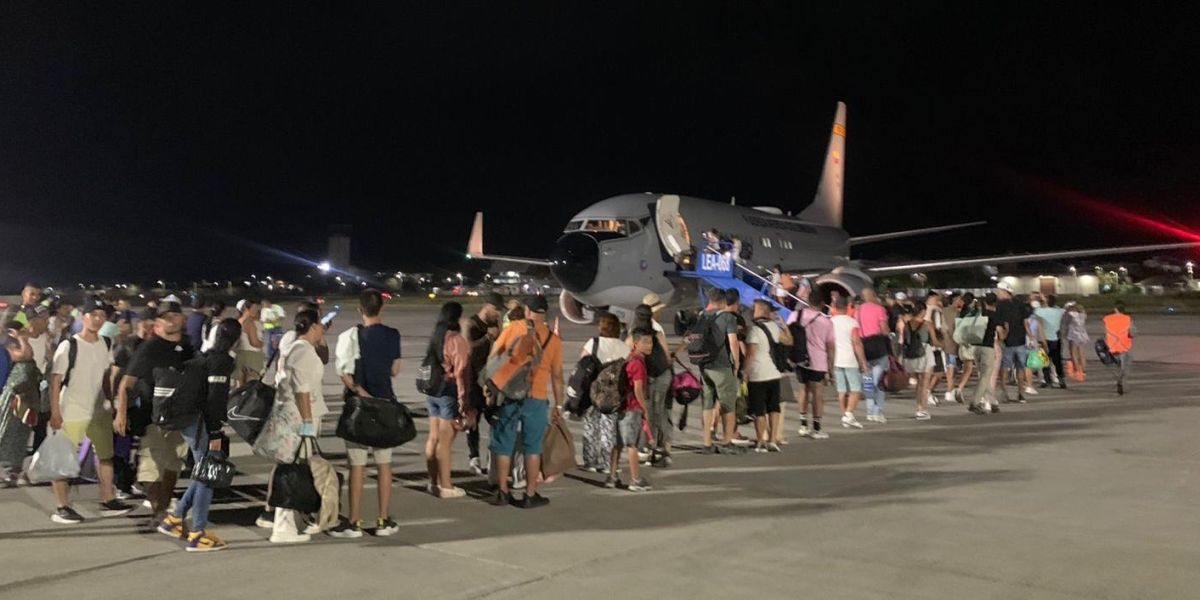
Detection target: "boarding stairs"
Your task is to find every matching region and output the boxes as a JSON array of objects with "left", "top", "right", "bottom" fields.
[{"left": 675, "top": 252, "right": 802, "bottom": 321}]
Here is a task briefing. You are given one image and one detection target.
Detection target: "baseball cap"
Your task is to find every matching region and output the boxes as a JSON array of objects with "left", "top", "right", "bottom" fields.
[
  {"left": 641, "top": 292, "right": 666, "bottom": 312},
  {"left": 996, "top": 281, "right": 1015, "bottom": 294},
  {"left": 82, "top": 297, "right": 110, "bottom": 315},
  {"left": 525, "top": 295, "right": 549, "bottom": 314},
  {"left": 22, "top": 304, "right": 49, "bottom": 320},
  {"left": 894, "top": 291, "right": 908, "bottom": 301},
  {"left": 157, "top": 294, "right": 184, "bottom": 315},
  {"left": 482, "top": 292, "right": 505, "bottom": 309},
  {"left": 138, "top": 307, "right": 158, "bottom": 321}
]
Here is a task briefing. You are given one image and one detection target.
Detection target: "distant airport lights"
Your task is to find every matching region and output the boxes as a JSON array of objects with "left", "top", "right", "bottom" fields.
[{"left": 317, "top": 261, "right": 332, "bottom": 273}]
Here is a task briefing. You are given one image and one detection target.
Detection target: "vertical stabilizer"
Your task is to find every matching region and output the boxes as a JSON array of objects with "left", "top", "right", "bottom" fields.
[{"left": 798, "top": 101, "right": 846, "bottom": 227}]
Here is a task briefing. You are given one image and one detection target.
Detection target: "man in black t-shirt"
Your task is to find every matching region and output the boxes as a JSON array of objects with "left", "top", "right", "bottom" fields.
[
  {"left": 108, "top": 307, "right": 157, "bottom": 497},
  {"left": 464, "top": 292, "right": 503, "bottom": 475},
  {"left": 116, "top": 296, "right": 195, "bottom": 523},
  {"left": 993, "top": 283, "right": 1030, "bottom": 403}
]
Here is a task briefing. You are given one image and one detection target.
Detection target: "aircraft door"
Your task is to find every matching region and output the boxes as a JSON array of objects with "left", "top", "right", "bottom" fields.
[{"left": 655, "top": 194, "right": 692, "bottom": 263}]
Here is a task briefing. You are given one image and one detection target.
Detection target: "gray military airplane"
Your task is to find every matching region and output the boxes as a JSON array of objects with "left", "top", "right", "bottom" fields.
[{"left": 468, "top": 101, "right": 1200, "bottom": 324}]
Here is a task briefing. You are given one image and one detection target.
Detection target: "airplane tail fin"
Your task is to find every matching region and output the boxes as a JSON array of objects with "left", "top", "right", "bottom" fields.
[
  {"left": 467, "top": 212, "right": 484, "bottom": 257},
  {"left": 798, "top": 101, "right": 846, "bottom": 228}
]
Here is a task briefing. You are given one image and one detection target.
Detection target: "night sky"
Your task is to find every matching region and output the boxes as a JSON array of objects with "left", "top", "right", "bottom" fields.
[{"left": 2, "top": 3, "right": 1198, "bottom": 290}]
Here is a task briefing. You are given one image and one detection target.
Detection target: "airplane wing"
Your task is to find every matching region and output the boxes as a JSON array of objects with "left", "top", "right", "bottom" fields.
[
  {"left": 849, "top": 221, "right": 986, "bottom": 246},
  {"left": 865, "top": 241, "right": 1200, "bottom": 274},
  {"left": 465, "top": 212, "right": 555, "bottom": 266}
]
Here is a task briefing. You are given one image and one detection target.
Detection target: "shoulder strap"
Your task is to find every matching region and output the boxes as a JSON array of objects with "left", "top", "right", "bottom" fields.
[
  {"left": 354, "top": 325, "right": 366, "bottom": 387},
  {"left": 63, "top": 337, "right": 79, "bottom": 388},
  {"left": 590, "top": 337, "right": 600, "bottom": 356},
  {"left": 754, "top": 321, "right": 776, "bottom": 344}
]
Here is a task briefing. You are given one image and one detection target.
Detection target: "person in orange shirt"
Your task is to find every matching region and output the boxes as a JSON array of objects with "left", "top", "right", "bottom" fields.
[
  {"left": 486, "top": 295, "right": 564, "bottom": 508},
  {"left": 1102, "top": 301, "right": 1135, "bottom": 396}
]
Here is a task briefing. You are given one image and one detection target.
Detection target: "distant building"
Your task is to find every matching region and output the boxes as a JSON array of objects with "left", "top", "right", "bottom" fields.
[{"left": 328, "top": 225, "right": 352, "bottom": 269}]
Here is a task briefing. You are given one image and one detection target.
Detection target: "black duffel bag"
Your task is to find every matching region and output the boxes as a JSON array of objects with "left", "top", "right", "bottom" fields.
[
  {"left": 267, "top": 439, "right": 321, "bottom": 513},
  {"left": 335, "top": 393, "right": 417, "bottom": 449},
  {"left": 193, "top": 451, "right": 236, "bottom": 489}
]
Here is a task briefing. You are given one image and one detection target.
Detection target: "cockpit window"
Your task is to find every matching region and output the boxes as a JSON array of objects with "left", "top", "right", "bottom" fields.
[
  {"left": 572, "top": 219, "right": 627, "bottom": 235},
  {"left": 626, "top": 219, "right": 642, "bottom": 235},
  {"left": 564, "top": 220, "right": 585, "bottom": 232}
]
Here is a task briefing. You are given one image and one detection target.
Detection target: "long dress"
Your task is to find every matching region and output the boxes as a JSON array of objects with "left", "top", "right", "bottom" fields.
[{"left": 0, "top": 361, "right": 41, "bottom": 477}]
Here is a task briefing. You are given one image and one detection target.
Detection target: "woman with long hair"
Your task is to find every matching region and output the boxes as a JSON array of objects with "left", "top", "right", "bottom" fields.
[
  {"left": 157, "top": 318, "right": 241, "bottom": 551},
  {"left": 581, "top": 313, "right": 627, "bottom": 478},
  {"left": 1065, "top": 302, "right": 1090, "bottom": 381},
  {"left": 423, "top": 302, "right": 471, "bottom": 499}
]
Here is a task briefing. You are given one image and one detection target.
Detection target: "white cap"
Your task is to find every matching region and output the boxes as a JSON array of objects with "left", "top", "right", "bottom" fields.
[
  {"left": 894, "top": 292, "right": 908, "bottom": 301},
  {"left": 996, "top": 281, "right": 1015, "bottom": 293},
  {"left": 236, "top": 299, "right": 248, "bottom": 312}
]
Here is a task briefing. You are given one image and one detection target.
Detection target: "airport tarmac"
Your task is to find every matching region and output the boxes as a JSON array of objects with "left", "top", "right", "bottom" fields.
[{"left": 1, "top": 305, "right": 1198, "bottom": 599}]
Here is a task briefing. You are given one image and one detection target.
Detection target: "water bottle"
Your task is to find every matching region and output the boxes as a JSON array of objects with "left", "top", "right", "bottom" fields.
[{"left": 862, "top": 372, "right": 876, "bottom": 393}]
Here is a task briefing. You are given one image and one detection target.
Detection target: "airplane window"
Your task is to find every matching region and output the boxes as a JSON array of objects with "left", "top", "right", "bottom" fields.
[{"left": 581, "top": 219, "right": 627, "bottom": 235}]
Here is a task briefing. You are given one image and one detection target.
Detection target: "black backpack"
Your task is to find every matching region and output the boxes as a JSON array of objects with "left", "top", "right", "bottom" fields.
[
  {"left": 902, "top": 325, "right": 927, "bottom": 359},
  {"left": 646, "top": 334, "right": 671, "bottom": 377},
  {"left": 565, "top": 337, "right": 603, "bottom": 416},
  {"left": 415, "top": 334, "right": 448, "bottom": 396},
  {"left": 788, "top": 314, "right": 812, "bottom": 368},
  {"left": 685, "top": 311, "right": 721, "bottom": 366},
  {"left": 754, "top": 321, "right": 792, "bottom": 373},
  {"left": 151, "top": 356, "right": 208, "bottom": 430}
]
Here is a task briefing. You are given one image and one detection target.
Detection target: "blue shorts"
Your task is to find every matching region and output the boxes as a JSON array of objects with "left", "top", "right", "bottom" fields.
[
  {"left": 833, "top": 367, "right": 863, "bottom": 393},
  {"left": 425, "top": 395, "right": 460, "bottom": 420},
  {"left": 488, "top": 398, "right": 550, "bottom": 457},
  {"left": 1002, "top": 345, "right": 1029, "bottom": 370}
]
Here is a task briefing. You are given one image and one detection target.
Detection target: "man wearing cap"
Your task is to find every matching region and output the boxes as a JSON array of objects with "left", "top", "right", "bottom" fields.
[
  {"left": 970, "top": 292, "right": 1008, "bottom": 414},
  {"left": 116, "top": 295, "right": 195, "bottom": 525},
  {"left": 487, "top": 295, "right": 563, "bottom": 508},
  {"left": 48, "top": 298, "right": 134, "bottom": 524},
  {"left": 994, "top": 282, "right": 1029, "bottom": 404},
  {"left": 464, "top": 291, "right": 504, "bottom": 475}
]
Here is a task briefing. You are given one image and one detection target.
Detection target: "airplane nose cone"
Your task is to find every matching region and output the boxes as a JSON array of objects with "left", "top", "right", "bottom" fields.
[{"left": 550, "top": 233, "right": 599, "bottom": 293}]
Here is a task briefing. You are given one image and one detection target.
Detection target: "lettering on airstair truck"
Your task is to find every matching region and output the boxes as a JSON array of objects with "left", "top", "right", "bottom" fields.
[{"left": 698, "top": 252, "right": 733, "bottom": 276}]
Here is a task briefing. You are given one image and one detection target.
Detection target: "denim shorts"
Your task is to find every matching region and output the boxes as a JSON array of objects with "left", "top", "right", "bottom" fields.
[
  {"left": 488, "top": 399, "right": 550, "bottom": 457},
  {"left": 833, "top": 367, "right": 863, "bottom": 394},
  {"left": 1002, "top": 345, "right": 1029, "bottom": 370},
  {"left": 426, "top": 394, "right": 460, "bottom": 421},
  {"left": 617, "top": 410, "right": 644, "bottom": 449}
]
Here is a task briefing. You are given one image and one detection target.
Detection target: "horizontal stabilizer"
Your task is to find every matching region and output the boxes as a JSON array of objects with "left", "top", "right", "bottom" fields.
[
  {"left": 466, "top": 212, "right": 554, "bottom": 266},
  {"left": 849, "top": 221, "right": 986, "bottom": 246},
  {"left": 866, "top": 241, "right": 1200, "bottom": 274}
]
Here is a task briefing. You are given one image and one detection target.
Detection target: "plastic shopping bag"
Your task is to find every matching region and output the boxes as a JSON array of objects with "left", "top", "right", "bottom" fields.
[{"left": 27, "top": 430, "right": 82, "bottom": 483}]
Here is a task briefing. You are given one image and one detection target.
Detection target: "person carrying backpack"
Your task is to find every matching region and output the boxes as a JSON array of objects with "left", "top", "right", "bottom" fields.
[
  {"left": 628, "top": 298, "right": 677, "bottom": 467},
  {"left": 420, "top": 302, "right": 472, "bottom": 499},
  {"left": 612, "top": 328, "right": 655, "bottom": 492},
  {"left": 49, "top": 297, "right": 134, "bottom": 524},
  {"left": 485, "top": 295, "right": 563, "bottom": 508},
  {"left": 580, "top": 313, "right": 625, "bottom": 475},
  {"left": 745, "top": 300, "right": 793, "bottom": 452},
  {"left": 156, "top": 318, "right": 239, "bottom": 551},
  {"left": 688, "top": 287, "right": 741, "bottom": 454}
]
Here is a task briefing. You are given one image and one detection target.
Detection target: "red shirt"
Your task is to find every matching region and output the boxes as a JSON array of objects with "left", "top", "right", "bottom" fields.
[{"left": 624, "top": 352, "right": 647, "bottom": 412}]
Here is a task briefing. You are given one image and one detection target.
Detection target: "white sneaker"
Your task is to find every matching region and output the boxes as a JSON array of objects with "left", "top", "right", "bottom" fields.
[
  {"left": 810, "top": 430, "right": 829, "bottom": 440},
  {"left": 876, "top": 414, "right": 887, "bottom": 424},
  {"left": 865, "top": 414, "right": 878, "bottom": 423},
  {"left": 927, "top": 393, "right": 939, "bottom": 407},
  {"left": 438, "top": 486, "right": 467, "bottom": 499},
  {"left": 797, "top": 425, "right": 811, "bottom": 437},
  {"left": 842, "top": 413, "right": 863, "bottom": 429},
  {"left": 944, "top": 391, "right": 954, "bottom": 403},
  {"left": 1023, "top": 386, "right": 1039, "bottom": 395},
  {"left": 468, "top": 457, "right": 484, "bottom": 476},
  {"left": 269, "top": 530, "right": 311, "bottom": 544},
  {"left": 915, "top": 411, "right": 932, "bottom": 421},
  {"left": 301, "top": 520, "right": 322, "bottom": 535}
]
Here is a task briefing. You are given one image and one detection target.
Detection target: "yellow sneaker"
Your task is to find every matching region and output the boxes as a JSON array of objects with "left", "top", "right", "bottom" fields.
[{"left": 185, "top": 529, "right": 227, "bottom": 552}]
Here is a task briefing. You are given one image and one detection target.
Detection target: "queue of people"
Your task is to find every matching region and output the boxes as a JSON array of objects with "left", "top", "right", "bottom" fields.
[{"left": 0, "top": 279, "right": 1137, "bottom": 553}]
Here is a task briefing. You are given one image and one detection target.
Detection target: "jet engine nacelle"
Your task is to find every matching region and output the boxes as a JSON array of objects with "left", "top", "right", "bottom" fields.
[
  {"left": 814, "top": 266, "right": 874, "bottom": 300},
  {"left": 559, "top": 290, "right": 596, "bottom": 324}
]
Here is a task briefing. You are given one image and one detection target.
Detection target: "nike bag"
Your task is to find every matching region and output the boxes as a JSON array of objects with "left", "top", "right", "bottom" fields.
[
  {"left": 227, "top": 379, "right": 275, "bottom": 445},
  {"left": 27, "top": 430, "right": 81, "bottom": 483}
]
